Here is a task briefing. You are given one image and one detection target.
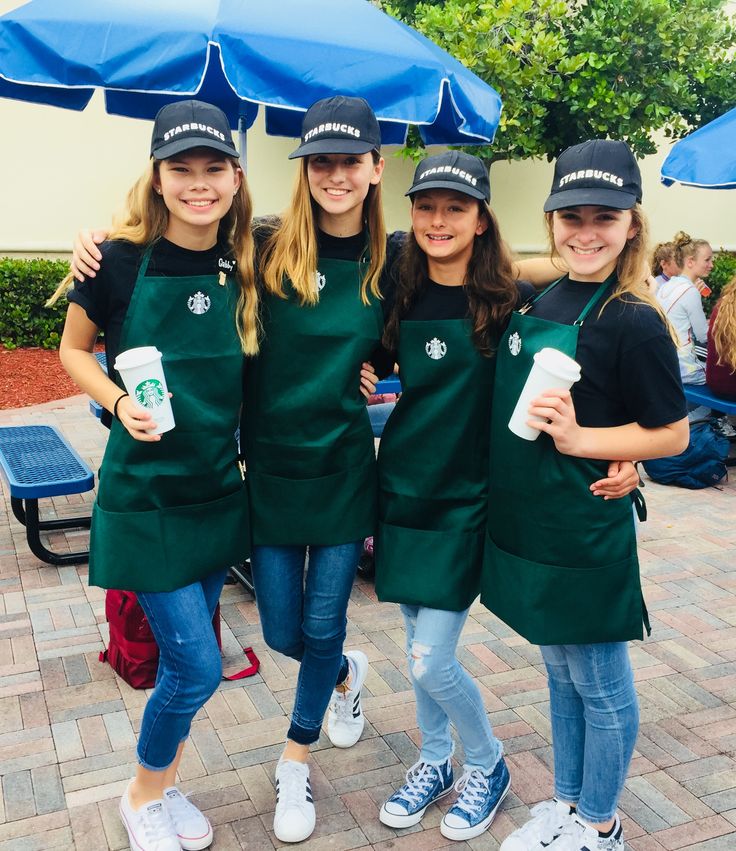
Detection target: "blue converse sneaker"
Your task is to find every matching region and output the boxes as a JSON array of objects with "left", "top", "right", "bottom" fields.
[
  {"left": 379, "top": 759, "right": 454, "bottom": 828},
  {"left": 440, "top": 757, "right": 511, "bottom": 841}
]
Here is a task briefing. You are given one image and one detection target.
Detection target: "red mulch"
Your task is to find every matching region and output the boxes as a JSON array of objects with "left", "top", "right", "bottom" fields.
[{"left": 0, "top": 346, "right": 86, "bottom": 409}]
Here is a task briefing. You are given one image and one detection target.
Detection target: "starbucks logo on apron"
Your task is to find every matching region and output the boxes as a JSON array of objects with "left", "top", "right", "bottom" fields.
[
  {"left": 135, "top": 379, "right": 165, "bottom": 409},
  {"left": 425, "top": 337, "right": 447, "bottom": 360},
  {"left": 316, "top": 271, "right": 326, "bottom": 291},
  {"left": 508, "top": 331, "right": 522, "bottom": 356},
  {"left": 187, "top": 291, "right": 211, "bottom": 314}
]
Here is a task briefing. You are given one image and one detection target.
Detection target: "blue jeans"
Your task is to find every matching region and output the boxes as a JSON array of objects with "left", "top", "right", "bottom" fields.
[
  {"left": 136, "top": 569, "right": 227, "bottom": 771},
  {"left": 251, "top": 542, "right": 363, "bottom": 745},
  {"left": 401, "top": 604, "right": 502, "bottom": 774},
  {"left": 541, "top": 642, "right": 639, "bottom": 823}
]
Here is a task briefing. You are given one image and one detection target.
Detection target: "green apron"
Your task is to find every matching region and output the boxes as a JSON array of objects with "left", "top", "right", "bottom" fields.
[
  {"left": 375, "top": 319, "right": 495, "bottom": 611},
  {"left": 89, "top": 247, "right": 250, "bottom": 592},
  {"left": 481, "top": 278, "right": 648, "bottom": 645},
  {"left": 243, "top": 257, "right": 383, "bottom": 545}
]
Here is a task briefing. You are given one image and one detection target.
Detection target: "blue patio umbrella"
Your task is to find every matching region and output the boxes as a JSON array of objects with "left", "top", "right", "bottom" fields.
[
  {"left": 0, "top": 0, "right": 501, "bottom": 152},
  {"left": 661, "top": 106, "right": 736, "bottom": 189}
]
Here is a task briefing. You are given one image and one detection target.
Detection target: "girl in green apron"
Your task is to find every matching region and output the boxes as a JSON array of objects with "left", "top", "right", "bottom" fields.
[
  {"left": 373, "top": 152, "right": 639, "bottom": 843},
  {"left": 51, "top": 100, "right": 257, "bottom": 851},
  {"left": 490, "top": 141, "right": 689, "bottom": 851},
  {"left": 243, "top": 96, "right": 387, "bottom": 844}
]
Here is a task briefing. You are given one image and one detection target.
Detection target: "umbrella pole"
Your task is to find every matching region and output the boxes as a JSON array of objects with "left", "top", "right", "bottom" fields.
[{"left": 238, "top": 117, "right": 247, "bottom": 174}]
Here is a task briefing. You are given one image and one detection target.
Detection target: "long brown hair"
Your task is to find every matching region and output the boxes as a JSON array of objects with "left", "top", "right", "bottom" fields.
[
  {"left": 383, "top": 201, "right": 517, "bottom": 356},
  {"left": 48, "top": 156, "right": 260, "bottom": 354},
  {"left": 712, "top": 275, "right": 736, "bottom": 372},
  {"left": 260, "top": 152, "right": 386, "bottom": 306}
]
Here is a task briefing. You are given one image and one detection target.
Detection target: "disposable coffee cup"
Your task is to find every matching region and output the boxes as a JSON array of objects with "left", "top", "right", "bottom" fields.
[
  {"left": 114, "top": 346, "right": 175, "bottom": 435},
  {"left": 508, "top": 347, "right": 581, "bottom": 441}
]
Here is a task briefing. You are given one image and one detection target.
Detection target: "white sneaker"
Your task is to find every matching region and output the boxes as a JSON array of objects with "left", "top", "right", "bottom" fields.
[
  {"left": 550, "top": 812, "right": 624, "bottom": 851},
  {"left": 500, "top": 799, "right": 574, "bottom": 851},
  {"left": 163, "top": 787, "right": 213, "bottom": 850},
  {"left": 119, "top": 781, "right": 181, "bottom": 851},
  {"left": 327, "top": 650, "right": 368, "bottom": 748},
  {"left": 273, "top": 758, "right": 316, "bottom": 843}
]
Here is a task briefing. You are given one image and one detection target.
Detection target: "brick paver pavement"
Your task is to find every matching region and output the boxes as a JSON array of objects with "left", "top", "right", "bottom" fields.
[{"left": 1, "top": 396, "right": 735, "bottom": 850}]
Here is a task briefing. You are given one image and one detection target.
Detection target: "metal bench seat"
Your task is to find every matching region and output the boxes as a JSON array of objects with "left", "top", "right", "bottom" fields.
[{"left": 0, "top": 425, "right": 95, "bottom": 565}]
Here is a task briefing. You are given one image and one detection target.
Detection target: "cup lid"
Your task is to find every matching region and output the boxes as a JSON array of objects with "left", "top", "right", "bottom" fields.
[
  {"left": 114, "top": 346, "right": 162, "bottom": 371},
  {"left": 533, "top": 347, "right": 582, "bottom": 381}
]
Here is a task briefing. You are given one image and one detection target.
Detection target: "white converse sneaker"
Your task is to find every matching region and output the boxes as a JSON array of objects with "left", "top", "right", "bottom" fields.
[
  {"left": 500, "top": 798, "right": 574, "bottom": 851},
  {"left": 273, "top": 758, "right": 316, "bottom": 843},
  {"left": 327, "top": 650, "right": 368, "bottom": 748},
  {"left": 551, "top": 812, "right": 624, "bottom": 851},
  {"left": 119, "top": 781, "right": 181, "bottom": 851},
  {"left": 163, "top": 787, "right": 213, "bottom": 850}
]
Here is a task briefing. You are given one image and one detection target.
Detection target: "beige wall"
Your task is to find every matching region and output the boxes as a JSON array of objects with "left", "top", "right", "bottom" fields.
[{"left": 1, "top": 0, "right": 734, "bottom": 255}]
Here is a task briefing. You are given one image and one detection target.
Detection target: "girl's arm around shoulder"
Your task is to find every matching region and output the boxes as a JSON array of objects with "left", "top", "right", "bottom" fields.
[
  {"left": 528, "top": 388, "right": 689, "bottom": 461},
  {"left": 59, "top": 304, "right": 160, "bottom": 442},
  {"left": 513, "top": 256, "right": 566, "bottom": 288}
]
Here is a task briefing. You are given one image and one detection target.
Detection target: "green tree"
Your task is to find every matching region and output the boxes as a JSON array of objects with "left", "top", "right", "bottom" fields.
[{"left": 381, "top": 0, "right": 736, "bottom": 161}]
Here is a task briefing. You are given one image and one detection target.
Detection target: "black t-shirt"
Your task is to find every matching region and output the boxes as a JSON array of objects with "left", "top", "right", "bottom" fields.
[
  {"left": 405, "top": 278, "right": 536, "bottom": 322},
  {"left": 68, "top": 237, "right": 229, "bottom": 426},
  {"left": 528, "top": 276, "right": 687, "bottom": 428}
]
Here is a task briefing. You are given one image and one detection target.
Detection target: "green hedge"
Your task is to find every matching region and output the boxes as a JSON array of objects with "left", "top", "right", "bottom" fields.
[
  {"left": 705, "top": 250, "right": 736, "bottom": 315},
  {"left": 0, "top": 258, "right": 70, "bottom": 349}
]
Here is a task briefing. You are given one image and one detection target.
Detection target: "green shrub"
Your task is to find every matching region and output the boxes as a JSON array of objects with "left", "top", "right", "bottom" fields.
[
  {"left": 0, "top": 258, "right": 70, "bottom": 349},
  {"left": 705, "top": 250, "right": 736, "bottom": 315}
]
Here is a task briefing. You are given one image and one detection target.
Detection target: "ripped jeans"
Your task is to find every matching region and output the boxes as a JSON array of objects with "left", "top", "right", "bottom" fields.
[{"left": 400, "top": 604, "right": 502, "bottom": 773}]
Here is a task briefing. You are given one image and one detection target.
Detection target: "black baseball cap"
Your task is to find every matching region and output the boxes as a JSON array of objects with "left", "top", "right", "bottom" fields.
[
  {"left": 150, "top": 100, "right": 239, "bottom": 160},
  {"left": 288, "top": 95, "right": 381, "bottom": 159},
  {"left": 405, "top": 151, "right": 490, "bottom": 202},
  {"left": 544, "top": 139, "right": 642, "bottom": 212}
]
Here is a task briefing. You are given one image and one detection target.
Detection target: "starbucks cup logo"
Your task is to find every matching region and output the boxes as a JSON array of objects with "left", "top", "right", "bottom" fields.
[
  {"left": 135, "top": 378, "right": 165, "bottom": 409},
  {"left": 114, "top": 346, "right": 175, "bottom": 435}
]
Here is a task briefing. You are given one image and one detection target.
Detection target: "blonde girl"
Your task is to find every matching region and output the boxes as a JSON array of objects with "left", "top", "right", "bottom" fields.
[
  {"left": 485, "top": 140, "right": 688, "bottom": 851},
  {"left": 707, "top": 275, "right": 736, "bottom": 400},
  {"left": 52, "top": 100, "right": 256, "bottom": 851}
]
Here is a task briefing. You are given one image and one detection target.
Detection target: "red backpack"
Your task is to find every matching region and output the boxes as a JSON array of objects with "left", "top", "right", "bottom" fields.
[{"left": 99, "top": 589, "right": 259, "bottom": 688}]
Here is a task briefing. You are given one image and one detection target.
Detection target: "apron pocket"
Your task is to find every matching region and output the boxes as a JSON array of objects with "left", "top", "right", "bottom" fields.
[
  {"left": 481, "top": 533, "right": 644, "bottom": 645},
  {"left": 246, "top": 462, "right": 377, "bottom": 546},
  {"left": 90, "top": 487, "right": 250, "bottom": 593},
  {"left": 375, "top": 521, "right": 482, "bottom": 612}
]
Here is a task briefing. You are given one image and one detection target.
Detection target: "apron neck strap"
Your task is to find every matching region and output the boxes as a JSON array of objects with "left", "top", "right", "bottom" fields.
[
  {"left": 574, "top": 274, "right": 616, "bottom": 326},
  {"left": 138, "top": 244, "right": 155, "bottom": 278}
]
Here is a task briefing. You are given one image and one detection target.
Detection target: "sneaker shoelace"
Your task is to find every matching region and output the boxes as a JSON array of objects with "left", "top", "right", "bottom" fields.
[
  {"left": 330, "top": 662, "right": 359, "bottom": 721},
  {"left": 278, "top": 762, "right": 312, "bottom": 814},
  {"left": 393, "top": 761, "right": 440, "bottom": 808},
  {"left": 451, "top": 769, "right": 490, "bottom": 818},
  {"left": 164, "top": 788, "right": 197, "bottom": 821},
  {"left": 515, "top": 800, "right": 567, "bottom": 842},
  {"left": 139, "top": 801, "right": 176, "bottom": 843}
]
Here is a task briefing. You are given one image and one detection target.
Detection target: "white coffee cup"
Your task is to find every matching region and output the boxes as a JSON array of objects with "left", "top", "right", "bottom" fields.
[
  {"left": 508, "top": 347, "right": 582, "bottom": 441},
  {"left": 114, "top": 346, "right": 175, "bottom": 435}
]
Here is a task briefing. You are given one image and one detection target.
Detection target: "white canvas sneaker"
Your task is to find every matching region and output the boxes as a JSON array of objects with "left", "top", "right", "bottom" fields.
[
  {"left": 119, "top": 781, "right": 181, "bottom": 851},
  {"left": 327, "top": 649, "right": 368, "bottom": 748},
  {"left": 163, "top": 786, "right": 213, "bottom": 850}
]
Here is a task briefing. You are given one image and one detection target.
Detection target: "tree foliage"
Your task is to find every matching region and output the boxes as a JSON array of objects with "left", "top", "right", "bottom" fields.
[{"left": 381, "top": 0, "right": 736, "bottom": 161}]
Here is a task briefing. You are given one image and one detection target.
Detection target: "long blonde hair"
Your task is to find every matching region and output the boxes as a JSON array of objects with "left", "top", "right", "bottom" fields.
[
  {"left": 712, "top": 275, "right": 736, "bottom": 372},
  {"left": 260, "top": 152, "right": 386, "bottom": 305},
  {"left": 48, "top": 156, "right": 260, "bottom": 354},
  {"left": 545, "top": 205, "right": 678, "bottom": 343}
]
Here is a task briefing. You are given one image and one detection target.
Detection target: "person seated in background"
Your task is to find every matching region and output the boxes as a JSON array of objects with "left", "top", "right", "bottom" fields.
[
  {"left": 707, "top": 275, "right": 736, "bottom": 406},
  {"left": 655, "top": 232, "right": 711, "bottom": 390},
  {"left": 651, "top": 241, "right": 680, "bottom": 293}
]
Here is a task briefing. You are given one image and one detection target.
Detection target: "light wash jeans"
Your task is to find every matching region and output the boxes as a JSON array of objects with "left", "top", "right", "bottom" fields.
[
  {"left": 541, "top": 642, "right": 639, "bottom": 823},
  {"left": 251, "top": 542, "right": 363, "bottom": 745},
  {"left": 136, "top": 568, "right": 227, "bottom": 771},
  {"left": 401, "top": 604, "right": 502, "bottom": 773}
]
